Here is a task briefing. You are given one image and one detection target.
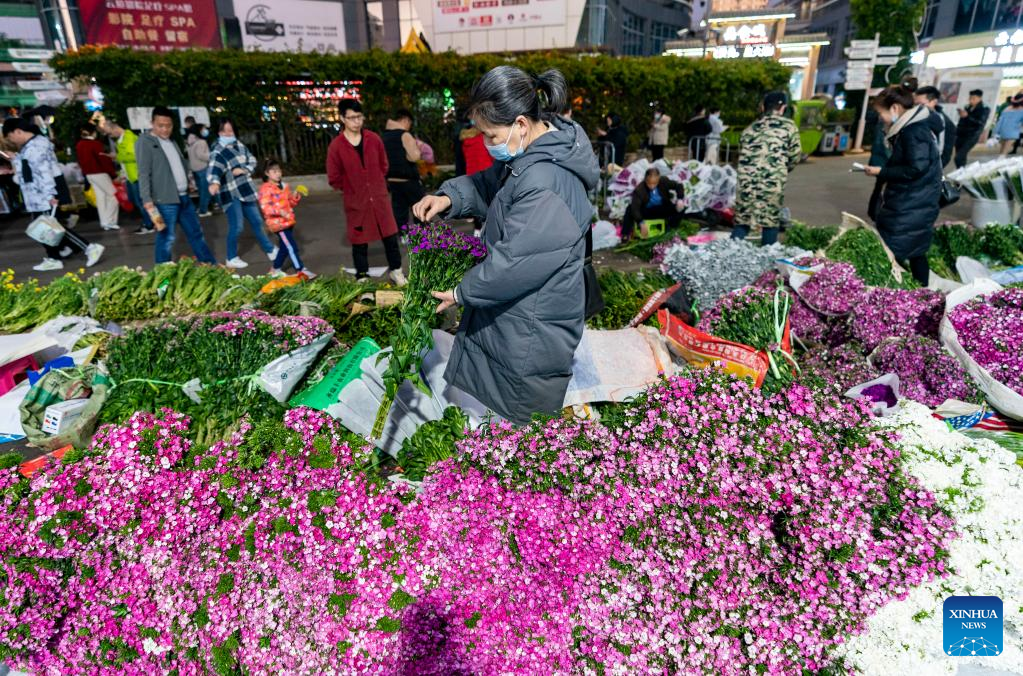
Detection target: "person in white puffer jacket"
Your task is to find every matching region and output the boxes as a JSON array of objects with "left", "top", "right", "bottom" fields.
[{"left": 2, "top": 117, "right": 103, "bottom": 271}]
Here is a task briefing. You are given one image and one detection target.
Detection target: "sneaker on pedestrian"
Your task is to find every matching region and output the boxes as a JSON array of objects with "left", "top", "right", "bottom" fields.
[
  {"left": 101, "top": 223, "right": 120, "bottom": 231},
  {"left": 298, "top": 269, "right": 317, "bottom": 280},
  {"left": 198, "top": 211, "right": 212, "bottom": 218},
  {"left": 59, "top": 246, "right": 73, "bottom": 258},
  {"left": 33, "top": 257, "right": 63, "bottom": 272},
  {"left": 135, "top": 226, "right": 155, "bottom": 235},
  {"left": 66, "top": 214, "right": 80, "bottom": 229},
  {"left": 267, "top": 247, "right": 279, "bottom": 261},
  {"left": 355, "top": 274, "right": 370, "bottom": 284},
  {"left": 226, "top": 257, "right": 249, "bottom": 269},
  {"left": 389, "top": 268, "right": 408, "bottom": 287},
  {"left": 269, "top": 268, "right": 286, "bottom": 278},
  {"left": 85, "top": 243, "right": 105, "bottom": 267}
]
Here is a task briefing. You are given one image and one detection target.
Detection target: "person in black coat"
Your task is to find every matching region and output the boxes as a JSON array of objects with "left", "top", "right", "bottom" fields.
[
  {"left": 597, "top": 113, "right": 628, "bottom": 167},
  {"left": 864, "top": 84, "right": 942, "bottom": 287},
  {"left": 915, "top": 86, "right": 957, "bottom": 168},
  {"left": 622, "top": 167, "right": 684, "bottom": 241},
  {"left": 954, "top": 89, "right": 990, "bottom": 168}
]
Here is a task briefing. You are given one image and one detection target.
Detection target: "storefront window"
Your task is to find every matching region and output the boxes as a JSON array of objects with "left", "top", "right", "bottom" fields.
[
  {"left": 994, "top": 0, "right": 1023, "bottom": 29},
  {"left": 956, "top": 0, "right": 1000, "bottom": 33},
  {"left": 585, "top": 0, "right": 609, "bottom": 47},
  {"left": 651, "top": 21, "right": 680, "bottom": 55},
  {"left": 921, "top": 0, "right": 941, "bottom": 38},
  {"left": 623, "top": 9, "right": 646, "bottom": 56}
]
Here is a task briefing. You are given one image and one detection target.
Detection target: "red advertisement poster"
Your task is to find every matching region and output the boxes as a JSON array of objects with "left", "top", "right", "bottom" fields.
[{"left": 78, "top": 0, "right": 222, "bottom": 51}]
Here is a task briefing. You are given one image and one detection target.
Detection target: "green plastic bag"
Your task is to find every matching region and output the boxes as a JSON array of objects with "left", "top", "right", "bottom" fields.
[
  {"left": 20, "top": 365, "right": 110, "bottom": 451},
  {"left": 289, "top": 337, "right": 380, "bottom": 411}
]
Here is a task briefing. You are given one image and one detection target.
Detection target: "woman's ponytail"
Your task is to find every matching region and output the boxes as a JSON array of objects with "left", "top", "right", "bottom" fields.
[
  {"left": 535, "top": 69, "right": 568, "bottom": 118},
  {"left": 467, "top": 65, "right": 570, "bottom": 125}
]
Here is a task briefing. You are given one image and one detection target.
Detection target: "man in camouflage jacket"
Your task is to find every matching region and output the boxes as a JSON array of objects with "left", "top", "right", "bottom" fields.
[{"left": 731, "top": 91, "right": 802, "bottom": 245}]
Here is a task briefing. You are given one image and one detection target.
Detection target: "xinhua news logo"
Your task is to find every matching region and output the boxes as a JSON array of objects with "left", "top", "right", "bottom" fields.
[{"left": 943, "top": 596, "right": 1003, "bottom": 657}]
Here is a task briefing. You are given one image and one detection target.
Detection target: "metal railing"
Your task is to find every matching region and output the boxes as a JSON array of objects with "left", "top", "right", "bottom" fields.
[{"left": 688, "top": 136, "right": 734, "bottom": 165}]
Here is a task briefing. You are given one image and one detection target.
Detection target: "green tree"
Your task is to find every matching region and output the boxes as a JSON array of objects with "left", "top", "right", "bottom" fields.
[{"left": 850, "top": 0, "right": 926, "bottom": 53}]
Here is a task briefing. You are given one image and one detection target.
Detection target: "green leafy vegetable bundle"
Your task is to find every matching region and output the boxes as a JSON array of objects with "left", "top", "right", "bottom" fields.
[
  {"left": 397, "top": 406, "right": 468, "bottom": 481},
  {"left": 101, "top": 310, "right": 333, "bottom": 446},
  {"left": 825, "top": 228, "right": 917, "bottom": 289},
  {"left": 782, "top": 223, "right": 839, "bottom": 252},
  {"left": 588, "top": 269, "right": 675, "bottom": 330}
]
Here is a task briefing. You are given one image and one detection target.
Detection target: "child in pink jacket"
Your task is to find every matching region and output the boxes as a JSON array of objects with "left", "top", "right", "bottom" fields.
[{"left": 258, "top": 158, "right": 314, "bottom": 278}]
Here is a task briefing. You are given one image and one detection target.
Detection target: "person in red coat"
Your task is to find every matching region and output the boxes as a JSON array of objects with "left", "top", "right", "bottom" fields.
[
  {"left": 76, "top": 123, "right": 120, "bottom": 230},
  {"left": 458, "top": 121, "right": 495, "bottom": 236},
  {"left": 327, "top": 99, "right": 405, "bottom": 285}
]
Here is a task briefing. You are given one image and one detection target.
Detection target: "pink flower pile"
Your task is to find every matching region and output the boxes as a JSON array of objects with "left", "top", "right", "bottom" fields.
[
  {"left": 203, "top": 310, "right": 332, "bottom": 349},
  {"left": 948, "top": 287, "right": 1023, "bottom": 396},
  {"left": 0, "top": 370, "right": 956, "bottom": 674}
]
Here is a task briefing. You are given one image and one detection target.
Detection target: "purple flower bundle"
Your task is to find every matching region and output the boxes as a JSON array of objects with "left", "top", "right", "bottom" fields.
[
  {"left": 850, "top": 287, "right": 945, "bottom": 352},
  {"left": 795, "top": 260, "right": 867, "bottom": 316},
  {"left": 0, "top": 371, "right": 956, "bottom": 674},
  {"left": 800, "top": 342, "right": 879, "bottom": 393},
  {"left": 949, "top": 287, "right": 1023, "bottom": 396},
  {"left": 871, "top": 336, "right": 982, "bottom": 407},
  {"left": 374, "top": 223, "right": 485, "bottom": 437}
]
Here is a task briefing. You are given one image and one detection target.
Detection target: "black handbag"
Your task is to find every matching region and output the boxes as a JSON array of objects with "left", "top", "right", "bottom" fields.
[
  {"left": 938, "top": 177, "right": 961, "bottom": 209},
  {"left": 583, "top": 228, "right": 605, "bottom": 320}
]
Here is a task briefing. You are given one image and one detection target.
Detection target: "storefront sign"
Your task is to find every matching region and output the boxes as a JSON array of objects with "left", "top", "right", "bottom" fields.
[
  {"left": 78, "top": 0, "right": 222, "bottom": 51},
  {"left": 432, "top": 0, "right": 565, "bottom": 34},
  {"left": 713, "top": 0, "right": 768, "bottom": 11},
  {"left": 713, "top": 43, "right": 775, "bottom": 58},
  {"left": 233, "top": 0, "right": 345, "bottom": 53},
  {"left": 721, "top": 23, "right": 769, "bottom": 45}
]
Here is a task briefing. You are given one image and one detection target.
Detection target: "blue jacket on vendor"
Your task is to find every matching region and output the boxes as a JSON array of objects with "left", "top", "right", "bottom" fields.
[{"left": 437, "top": 117, "right": 600, "bottom": 424}]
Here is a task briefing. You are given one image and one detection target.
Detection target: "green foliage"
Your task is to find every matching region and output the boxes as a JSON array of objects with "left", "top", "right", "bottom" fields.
[
  {"left": 782, "top": 223, "right": 838, "bottom": 252},
  {"left": 48, "top": 101, "right": 95, "bottom": 156},
  {"left": 850, "top": 0, "right": 926, "bottom": 54},
  {"left": 0, "top": 453, "right": 21, "bottom": 471},
  {"left": 825, "top": 228, "right": 918, "bottom": 289},
  {"left": 51, "top": 47, "right": 791, "bottom": 166},
  {"left": 614, "top": 221, "right": 701, "bottom": 261},
  {"left": 397, "top": 406, "right": 468, "bottom": 481},
  {"left": 588, "top": 269, "right": 676, "bottom": 330}
]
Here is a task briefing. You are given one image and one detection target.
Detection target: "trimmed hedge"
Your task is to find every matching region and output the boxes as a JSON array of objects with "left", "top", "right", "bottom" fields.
[{"left": 52, "top": 47, "right": 790, "bottom": 169}]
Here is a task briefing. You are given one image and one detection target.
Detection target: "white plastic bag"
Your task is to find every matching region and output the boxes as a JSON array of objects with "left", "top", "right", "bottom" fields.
[
  {"left": 939, "top": 279, "right": 1023, "bottom": 420},
  {"left": 257, "top": 332, "right": 332, "bottom": 402},
  {"left": 25, "top": 207, "right": 64, "bottom": 247},
  {"left": 591, "top": 220, "right": 620, "bottom": 250},
  {"left": 844, "top": 373, "right": 902, "bottom": 416}
]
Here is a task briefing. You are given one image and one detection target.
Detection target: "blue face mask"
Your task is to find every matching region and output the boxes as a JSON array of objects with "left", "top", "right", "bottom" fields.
[
  {"left": 220, "top": 135, "right": 236, "bottom": 144},
  {"left": 485, "top": 125, "right": 523, "bottom": 162},
  {"left": 201, "top": 129, "right": 209, "bottom": 138}
]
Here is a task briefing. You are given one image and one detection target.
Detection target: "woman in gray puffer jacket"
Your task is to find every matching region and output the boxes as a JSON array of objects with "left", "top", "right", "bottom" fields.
[{"left": 413, "top": 66, "right": 599, "bottom": 424}]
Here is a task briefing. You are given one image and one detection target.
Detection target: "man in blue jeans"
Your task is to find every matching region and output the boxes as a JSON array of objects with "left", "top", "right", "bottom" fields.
[{"left": 136, "top": 106, "right": 217, "bottom": 264}]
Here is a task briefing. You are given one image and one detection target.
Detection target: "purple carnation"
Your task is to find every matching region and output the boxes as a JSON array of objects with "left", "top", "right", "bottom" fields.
[
  {"left": 800, "top": 343, "right": 878, "bottom": 392},
  {"left": 871, "top": 337, "right": 981, "bottom": 407},
  {"left": 795, "top": 261, "right": 867, "bottom": 316},
  {"left": 850, "top": 288, "right": 945, "bottom": 352},
  {"left": 948, "top": 287, "right": 1023, "bottom": 396}
]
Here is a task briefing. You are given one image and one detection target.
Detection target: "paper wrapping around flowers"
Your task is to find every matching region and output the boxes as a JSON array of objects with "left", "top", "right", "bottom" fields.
[
  {"left": 606, "top": 158, "right": 737, "bottom": 217},
  {"left": 940, "top": 279, "right": 1023, "bottom": 420}
]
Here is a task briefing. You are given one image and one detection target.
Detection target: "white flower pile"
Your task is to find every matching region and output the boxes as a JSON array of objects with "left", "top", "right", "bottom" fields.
[
  {"left": 605, "top": 158, "right": 737, "bottom": 219},
  {"left": 841, "top": 402, "right": 1023, "bottom": 675}
]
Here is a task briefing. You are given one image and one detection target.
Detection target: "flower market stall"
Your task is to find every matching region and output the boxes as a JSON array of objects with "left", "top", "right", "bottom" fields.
[{"left": 1, "top": 217, "right": 1022, "bottom": 674}]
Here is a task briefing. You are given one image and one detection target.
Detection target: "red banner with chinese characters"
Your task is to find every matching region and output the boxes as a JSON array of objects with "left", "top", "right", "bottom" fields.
[{"left": 79, "top": 0, "right": 222, "bottom": 51}]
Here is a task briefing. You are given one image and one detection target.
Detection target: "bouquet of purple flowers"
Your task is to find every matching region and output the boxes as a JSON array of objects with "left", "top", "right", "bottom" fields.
[
  {"left": 373, "top": 223, "right": 486, "bottom": 438},
  {"left": 948, "top": 287, "right": 1023, "bottom": 397}
]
